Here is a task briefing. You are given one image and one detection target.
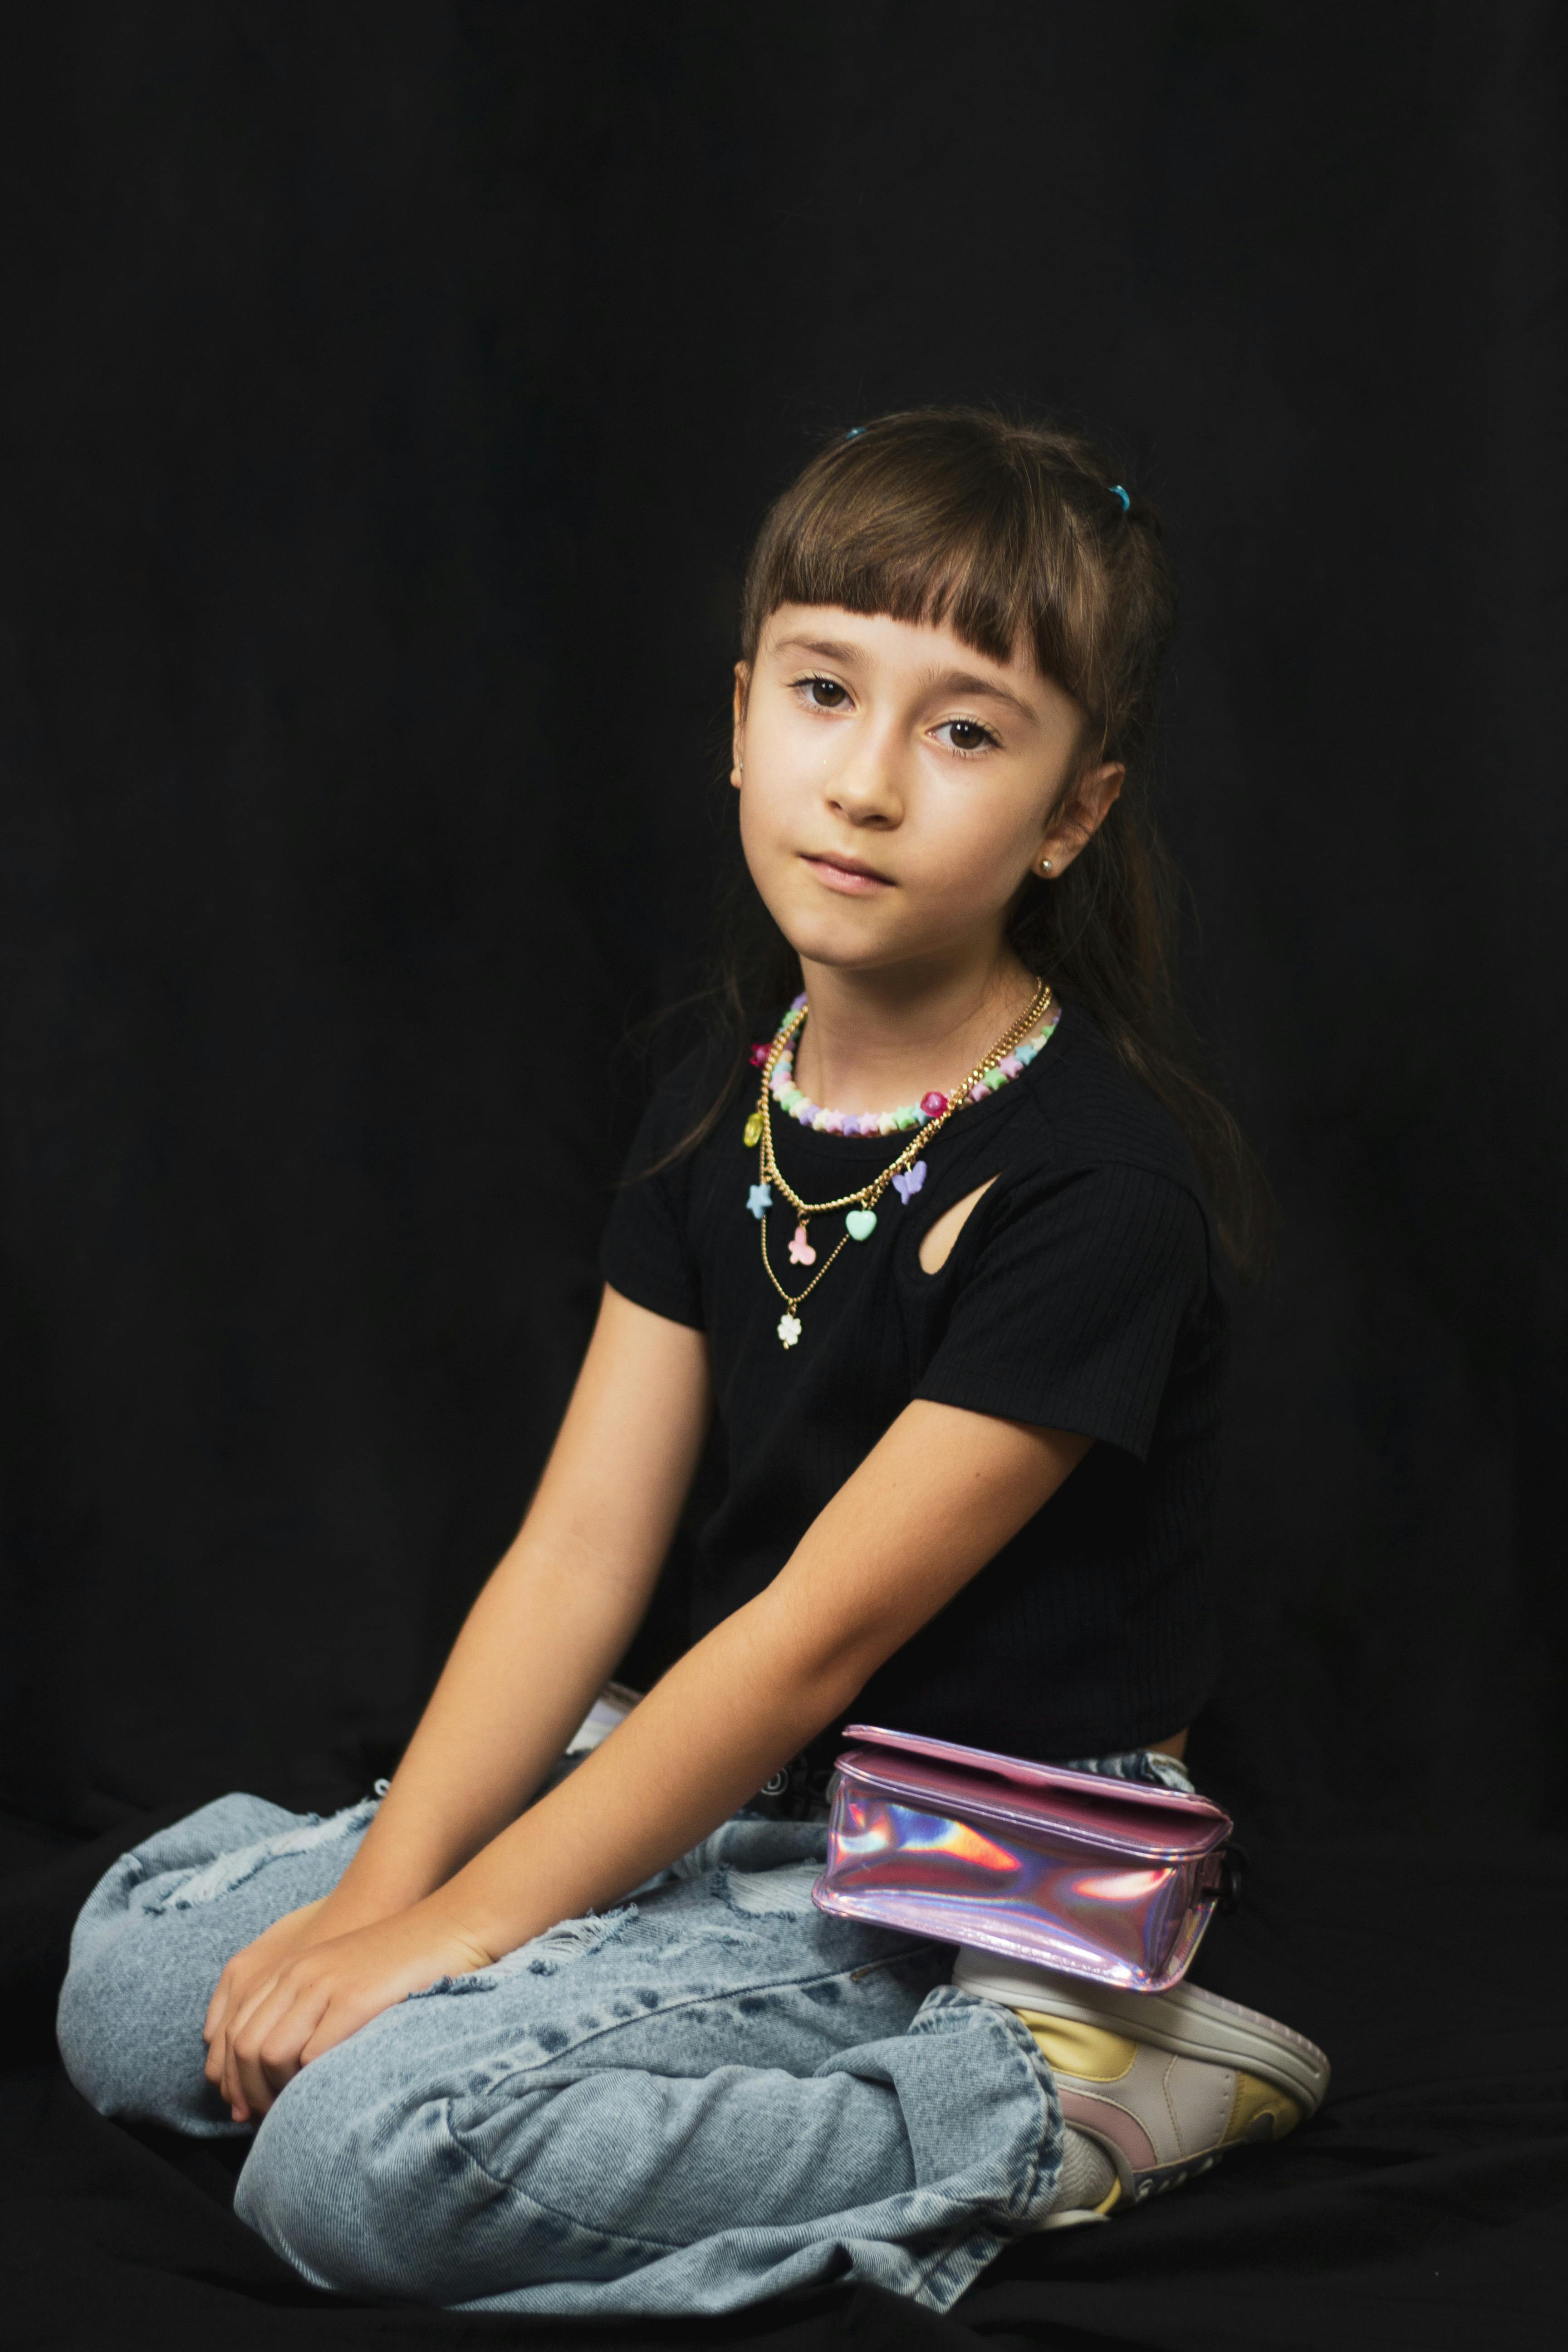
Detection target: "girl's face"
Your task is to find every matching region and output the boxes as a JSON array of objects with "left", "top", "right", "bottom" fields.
[{"left": 733, "top": 604, "right": 1122, "bottom": 978}]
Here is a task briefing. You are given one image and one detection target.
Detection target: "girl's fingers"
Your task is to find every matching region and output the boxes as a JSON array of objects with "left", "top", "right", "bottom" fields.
[
  {"left": 218, "top": 1974, "right": 282, "bottom": 2110},
  {"left": 218, "top": 2031, "right": 239, "bottom": 2113},
  {"left": 230, "top": 1976, "right": 332, "bottom": 2117},
  {"left": 227, "top": 1981, "right": 293, "bottom": 2115},
  {"left": 202, "top": 1978, "right": 229, "bottom": 2045},
  {"left": 206, "top": 1969, "right": 266, "bottom": 2101},
  {"left": 223, "top": 1966, "right": 284, "bottom": 2052},
  {"left": 202, "top": 1904, "right": 328, "bottom": 2054}
]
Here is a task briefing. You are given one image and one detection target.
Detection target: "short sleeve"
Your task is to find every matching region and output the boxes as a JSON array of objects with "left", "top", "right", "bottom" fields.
[
  {"left": 914, "top": 1164, "right": 1210, "bottom": 1461},
  {"left": 599, "top": 1066, "right": 708, "bottom": 1331}
]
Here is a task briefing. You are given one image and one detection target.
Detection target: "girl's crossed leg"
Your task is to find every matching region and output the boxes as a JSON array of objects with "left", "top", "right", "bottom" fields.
[{"left": 57, "top": 1792, "right": 1063, "bottom": 2318}]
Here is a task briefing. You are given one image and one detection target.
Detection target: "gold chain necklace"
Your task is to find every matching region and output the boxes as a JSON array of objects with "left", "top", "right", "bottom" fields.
[{"left": 747, "top": 980, "right": 1053, "bottom": 1348}]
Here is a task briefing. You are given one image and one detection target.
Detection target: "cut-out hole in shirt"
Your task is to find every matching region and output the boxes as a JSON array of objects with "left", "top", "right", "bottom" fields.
[{"left": 918, "top": 1176, "right": 999, "bottom": 1274}]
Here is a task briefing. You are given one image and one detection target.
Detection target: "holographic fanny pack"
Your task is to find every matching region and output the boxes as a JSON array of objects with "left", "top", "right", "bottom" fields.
[{"left": 811, "top": 1724, "right": 1235, "bottom": 1994}]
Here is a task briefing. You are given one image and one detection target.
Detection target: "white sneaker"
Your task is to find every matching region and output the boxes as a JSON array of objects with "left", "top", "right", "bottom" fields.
[{"left": 953, "top": 1949, "right": 1330, "bottom": 2218}]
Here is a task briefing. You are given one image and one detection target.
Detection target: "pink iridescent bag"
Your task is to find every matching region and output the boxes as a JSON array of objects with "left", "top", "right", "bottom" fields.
[{"left": 811, "top": 1724, "right": 1235, "bottom": 1994}]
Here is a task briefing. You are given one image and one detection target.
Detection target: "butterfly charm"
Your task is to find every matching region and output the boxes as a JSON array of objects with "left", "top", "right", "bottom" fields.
[
  {"left": 788, "top": 1223, "right": 816, "bottom": 1266},
  {"left": 892, "top": 1161, "right": 927, "bottom": 1205}
]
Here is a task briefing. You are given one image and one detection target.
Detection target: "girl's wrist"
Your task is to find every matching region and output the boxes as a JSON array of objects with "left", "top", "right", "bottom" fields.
[{"left": 315, "top": 1865, "right": 435, "bottom": 1938}]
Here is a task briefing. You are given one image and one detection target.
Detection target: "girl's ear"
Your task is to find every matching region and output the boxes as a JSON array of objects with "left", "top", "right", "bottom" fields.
[
  {"left": 1036, "top": 761, "right": 1124, "bottom": 877},
  {"left": 730, "top": 662, "right": 750, "bottom": 790}
]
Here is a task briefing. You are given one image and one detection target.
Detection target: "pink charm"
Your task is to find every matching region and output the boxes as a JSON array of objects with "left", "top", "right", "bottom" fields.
[
  {"left": 750, "top": 1043, "right": 771, "bottom": 1067},
  {"left": 788, "top": 1223, "right": 816, "bottom": 1266},
  {"left": 999, "top": 1054, "right": 1023, "bottom": 1078},
  {"left": 920, "top": 1091, "right": 947, "bottom": 1117},
  {"left": 823, "top": 1110, "right": 845, "bottom": 1133}
]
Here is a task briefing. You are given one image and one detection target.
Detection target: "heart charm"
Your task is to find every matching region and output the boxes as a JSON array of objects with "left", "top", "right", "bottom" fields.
[
  {"left": 777, "top": 1312, "right": 803, "bottom": 1348},
  {"left": 788, "top": 1223, "right": 816, "bottom": 1266},
  {"left": 845, "top": 1208, "right": 877, "bottom": 1242}
]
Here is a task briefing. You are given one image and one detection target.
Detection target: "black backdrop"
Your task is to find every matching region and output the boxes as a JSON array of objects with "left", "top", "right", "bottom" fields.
[{"left": 1, "top": 5, "right": 1564, "bottom": 2346}]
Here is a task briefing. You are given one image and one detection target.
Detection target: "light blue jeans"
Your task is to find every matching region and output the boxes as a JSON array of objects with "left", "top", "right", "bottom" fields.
[{"left": 56, "top": 1749, "right": 1192, "bottom": 2318}]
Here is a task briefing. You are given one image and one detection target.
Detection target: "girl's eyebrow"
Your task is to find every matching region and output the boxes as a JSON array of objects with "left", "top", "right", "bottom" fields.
[
  {"left": 923, "top": 668, "right": 1038, "bottom": 722},
  {"left": 773, "top": 636, "right": 862, "bottom": 663}
]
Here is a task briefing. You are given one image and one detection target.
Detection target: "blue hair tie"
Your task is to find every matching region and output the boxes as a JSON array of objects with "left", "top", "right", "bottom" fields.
[{"left": 1109, "top": 483, "right": 1131, "bottom": 513}]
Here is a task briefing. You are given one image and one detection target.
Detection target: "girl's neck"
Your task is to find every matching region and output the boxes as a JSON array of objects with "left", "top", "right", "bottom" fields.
[{"left": 790, "top": 949, "right": 1041, "bottom": 1117}]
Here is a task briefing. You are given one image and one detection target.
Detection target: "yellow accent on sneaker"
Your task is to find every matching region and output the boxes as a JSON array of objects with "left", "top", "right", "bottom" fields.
[
  {"left": 1227, "top": 2070, "right": 1303, "bottom": 2144},
  {"left": 953, "top": 1950, "right": 1330, "bottom": 2217},
  {"left": 1016, "top": 2011, "right": 1138, "bottom": 2083}
]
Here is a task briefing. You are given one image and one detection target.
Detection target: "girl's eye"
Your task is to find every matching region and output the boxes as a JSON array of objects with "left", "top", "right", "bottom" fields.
[
  {"left": 803, "top": 676, "right": 849, "bottom": 709},
  {"left": 935, "top": 718, "right": 999, "bottom": 755}
]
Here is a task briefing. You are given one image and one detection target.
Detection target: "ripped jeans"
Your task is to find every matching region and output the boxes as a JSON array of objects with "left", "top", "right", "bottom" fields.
[{"left": 56, "top": 1749, "right": 1193, "bottom": 2320}]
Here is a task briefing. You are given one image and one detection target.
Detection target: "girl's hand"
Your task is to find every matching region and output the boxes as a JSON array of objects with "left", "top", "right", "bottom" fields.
[
  {"left": 203, "top": 1904, "right": 495, "bottom": 2122},
  {"left": 203, "top": 1896, "right": 336, "bottom": 2098}
]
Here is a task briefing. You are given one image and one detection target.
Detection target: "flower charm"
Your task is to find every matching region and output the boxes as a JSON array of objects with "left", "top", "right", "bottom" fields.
[
  {"left": 892, "top": 1160, "right": 927, "bottom": 1205},
  {"left": 777, "top": 1312, "right": 802, "bottom": 1348},
  {"left": 788, "top": 1223, "right": 816, "bottom": 1265},
  {"left": 747, "top": 1182, "right": 773, "bottom": 1219}
]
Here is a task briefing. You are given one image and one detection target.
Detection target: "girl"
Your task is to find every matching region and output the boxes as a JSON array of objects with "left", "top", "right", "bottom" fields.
[{"left": 58, "top": 409, "right": 1328, "bottom": 2319}]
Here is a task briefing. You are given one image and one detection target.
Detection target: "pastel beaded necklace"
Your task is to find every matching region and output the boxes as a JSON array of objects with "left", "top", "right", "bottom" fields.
[
  {"left": 765, "top": 994, "right": 1062, "bottom": 1134},
  {"left": 743, "top": 981, "right": 1058, "bottom": 1348}
]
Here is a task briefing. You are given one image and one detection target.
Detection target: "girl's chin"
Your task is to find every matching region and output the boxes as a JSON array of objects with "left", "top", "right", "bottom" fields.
[
  {"left": 772, "top": 917, "right": 907, "bottom": 971},
  {"left": 779, "top": 929, "right": 975, "bottom": 980},
  {"left": 759, "top": 878, "right": 1006, "bottom": 976}
]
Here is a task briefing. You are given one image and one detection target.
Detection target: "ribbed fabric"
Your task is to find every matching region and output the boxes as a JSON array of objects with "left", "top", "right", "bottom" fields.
[
  {"left": 1052, "top": 2131, "right": 1117, "bottom": 2215},
  {"left": 601, "top": 1001, "right": 1230, "bottom": 1764}
]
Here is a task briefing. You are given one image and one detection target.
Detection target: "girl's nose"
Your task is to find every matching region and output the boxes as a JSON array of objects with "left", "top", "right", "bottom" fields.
[{"left": 827, "top": 741, "right": 904, "bottom": 826}]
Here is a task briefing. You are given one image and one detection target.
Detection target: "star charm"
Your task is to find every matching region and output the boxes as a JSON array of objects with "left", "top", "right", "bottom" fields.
[
  {"left": 747, "top": 1182, "right": 773, "bottom": 1219},
  {"left": 777, "top": 1312, "right": 802, "bottom": 1348}
]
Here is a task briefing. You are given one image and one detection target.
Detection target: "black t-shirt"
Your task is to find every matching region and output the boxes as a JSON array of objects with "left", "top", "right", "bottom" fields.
[{"left": 601, "top": 1000, "right": 1230, "bottom": 1769}]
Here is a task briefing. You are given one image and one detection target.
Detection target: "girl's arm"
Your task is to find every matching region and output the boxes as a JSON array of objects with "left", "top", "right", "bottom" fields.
[
  {"left": 214, "top": 1373, "right": 1090, "bottom": 2116},
  {"left": 424, "top": 1392, "right": 1092, "bottom": 1959},
  {"left": 317, "top": 1285, "right": 712, "bottom": 1930},
  {"left": 203, "top": 1284, "right": 709, "bottom": 2102}
]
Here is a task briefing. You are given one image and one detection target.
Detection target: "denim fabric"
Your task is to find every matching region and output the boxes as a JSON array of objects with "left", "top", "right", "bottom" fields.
[{"left": 57, "top": 1749, "right": 1193, "bottom": 2318}]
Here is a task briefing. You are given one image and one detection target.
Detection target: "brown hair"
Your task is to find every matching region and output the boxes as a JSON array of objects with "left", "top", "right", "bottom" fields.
[{"left": 674, "top": 406, "right": 1269, "bottom": 1277}]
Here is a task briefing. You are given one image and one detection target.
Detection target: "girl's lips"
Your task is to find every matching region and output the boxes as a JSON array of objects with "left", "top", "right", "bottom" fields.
[{"left": 800, "top": 853, "right": 893, "bottom": 896}]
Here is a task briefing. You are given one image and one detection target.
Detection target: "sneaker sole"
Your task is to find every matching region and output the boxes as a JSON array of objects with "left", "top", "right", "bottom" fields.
[{"left": 952, "top": 1951, "right": 1330, "bottom": 2115}]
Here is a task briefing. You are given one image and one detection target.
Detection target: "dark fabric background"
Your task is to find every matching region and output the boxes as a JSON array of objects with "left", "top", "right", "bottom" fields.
[{"left": 0, "top": 2, "right": 1563, "bottom": 2344}]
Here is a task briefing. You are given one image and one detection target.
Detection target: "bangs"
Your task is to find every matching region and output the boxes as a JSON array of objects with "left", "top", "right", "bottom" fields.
[{"left": 740, "top": 413, "right": 1117, "bottom": 732}]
